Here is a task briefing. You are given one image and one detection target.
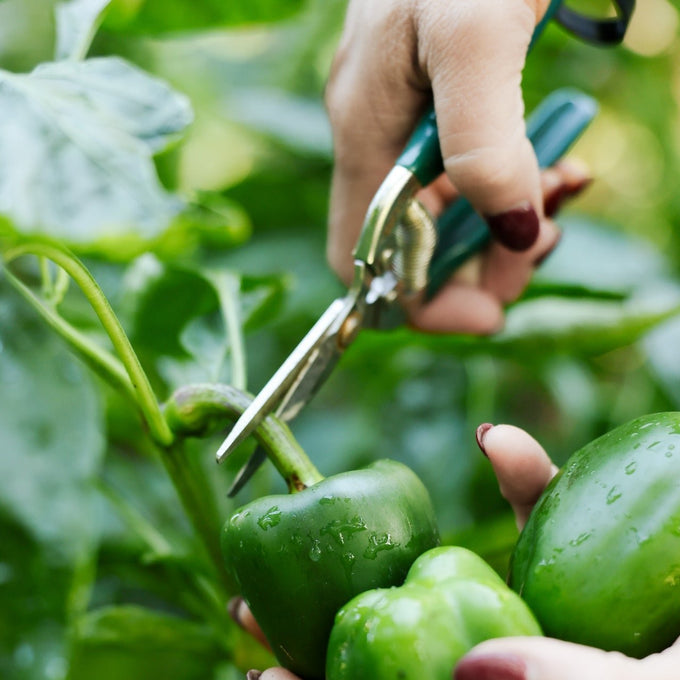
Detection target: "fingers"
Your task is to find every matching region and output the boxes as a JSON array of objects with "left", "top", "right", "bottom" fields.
[
  {"left": 407, "top": 158, "right": 591, "bottom": 332},
  {"left": 325, "top": 0, "right": 429, "bottom": 283},
  {"left": 407, "top": 282, "right": 504, "bottom": 334},
  {"left": 248, "top": 669, "right": 300, "bottom": 680},
  {"left": 228, "top": 596, "right": 270, "bottom": 651},
  {"left": 326, "top": 0, "right": 550, "bottom": 283},
  {"left": 230, "top": 598, "right": 301, "bottom": 680},
  {"left": 454, "top": 637, "right": 641, "bottom": 680},
  {"left": 639, "top": 636, "right": 680, "bottom": 679},
  {"left": 478, "top": 159, "right": 590, "bottom": 300},
  {"left": 475, "top": 424, "right": 558, "bottom": 529},
  {"left": 542, "top": 159, "right": 592, "bottom": 218},
  {"left": 417, "top": 0, "right": 547, "bottom": 246}
]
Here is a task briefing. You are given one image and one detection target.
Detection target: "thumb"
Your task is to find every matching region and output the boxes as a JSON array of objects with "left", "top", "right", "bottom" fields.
[{"left": 453, "top": 636, "right": 678, "bottom": 680}]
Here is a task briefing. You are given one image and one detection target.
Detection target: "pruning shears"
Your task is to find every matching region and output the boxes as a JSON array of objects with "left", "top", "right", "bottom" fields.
[{"left": 216, "top": 0, "right": 635, "bottom": 494}]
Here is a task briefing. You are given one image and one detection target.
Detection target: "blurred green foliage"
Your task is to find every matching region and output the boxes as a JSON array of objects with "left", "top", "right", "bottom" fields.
[{"left": 1, "top": 1, "right": 680, "bottom": 679}]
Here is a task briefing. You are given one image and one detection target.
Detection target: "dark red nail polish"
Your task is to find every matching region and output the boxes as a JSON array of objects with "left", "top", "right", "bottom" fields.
[
  {"left": 533, "top": 231, "right": 563, "bottom": 267},
  {"left": 476, "top": 423, "right": 494, "bottom": 456},
  {"left": 454, "top": 653, "right": 527, "bottom": 680},
  {"left": 544, "top": 177, "right": 592, "bottom": 218},
  {"left": 485, "top": 202, "right": 539, "bottom": 251},
  {"left": 246, "top": 670, "right": 262, "bottom": 680},
  {"left": 227, "top": 596, "right": 243, "bottom": 625}
]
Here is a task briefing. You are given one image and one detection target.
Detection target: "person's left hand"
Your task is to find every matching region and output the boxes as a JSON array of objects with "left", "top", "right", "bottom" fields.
[{"left": 460, "top": 424, "right": 680, "bottom": 680}]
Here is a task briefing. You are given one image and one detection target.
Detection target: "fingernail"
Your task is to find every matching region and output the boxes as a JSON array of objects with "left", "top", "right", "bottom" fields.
[
  {"left": 544, "top": 177, "right": 592, "bottom": 218},
  {"left": 485, "top": 202, "right": 539, "bottom": 252},
  {"left": 227, "top": 596, "right": 243, "bottom": 626},
  {"left": 533, "top": 231, "right": 562, "bottom": 267},
  {"left": 455, "top": 653, "right": 527, "bottom": 680},
  {"left": 476, "top": 423, "right": 494, "bottom": 457},
  {"left": 246, "top": 671, "right": 262, "bottom": 680}
]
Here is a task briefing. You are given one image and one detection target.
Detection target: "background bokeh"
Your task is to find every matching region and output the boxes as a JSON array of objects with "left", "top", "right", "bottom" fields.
[{"left": 1, "top": 1, "right": 680, "bottom": 678}]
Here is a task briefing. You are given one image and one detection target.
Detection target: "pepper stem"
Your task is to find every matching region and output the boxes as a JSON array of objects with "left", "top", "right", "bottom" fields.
[{"left": 164, "top": 383, "right": 324, "bottom": 493}]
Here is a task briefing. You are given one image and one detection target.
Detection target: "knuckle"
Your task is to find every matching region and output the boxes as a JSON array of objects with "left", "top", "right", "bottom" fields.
[{"left": 448, "top": 141, "right": 528, "bottom": 198}]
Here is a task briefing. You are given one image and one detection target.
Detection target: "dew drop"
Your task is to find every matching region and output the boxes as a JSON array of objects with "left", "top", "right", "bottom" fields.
[
  {"left": 607, "top": 486, "right": 622, "bottom": 504},
  {"left": 569, "top": 532, "right": 592, "bottom": 547},
  {"left": 257, "top": 506, "right": 281, "bottom": 530},
  {"left": 320, "top": 516, "right": 367, "bottom": 545},
  {"left": 343, "top": 552, "right": 356, "bottom": 566},
  {"left": 309, "top": 539, "right": 322, "bottom": 562},
  {"left": 363, "top": 532, "right": 399, "bottom": 559}
]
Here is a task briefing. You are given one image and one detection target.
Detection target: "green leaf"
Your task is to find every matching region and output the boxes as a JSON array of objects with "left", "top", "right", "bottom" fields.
[
  {"left": 0, "top": 278, "right": 105, "bottom": 563},
  {"left": 0, "top": 57, "right": 192, "bottom": 244},
  {"left": 124, "top": 256, "right": 219, "bottom": 358},
  {"left": 230, "top": 87, "right": 331, "bottom": 156},
  {"left": 644, "top": 307, "right": 680, "bottom": 407},
  {"left": 240, "top": 273, "right": 286, "bottom": 332},
  {"left": 69, "top": 606, "right": 222, "bottom": 680},
  {"left": 534, "top": 215, "right": 669, "bottom": 297},
  {"left": 123, "top": 255, "right": 287, "bottom": 390},
  {"left": 0, "top": 511, "right": 85, "bottom": 680},
  {"left": 105, "top": 0, "right": 306, "bottom": 33},
  {"left": 348, "top": 289, "right": 680, "bottom": 362},
  {"left": 55, "top": 0, "right": 112, "bottom": 61},
  {"left": 492, "top": 292, "right": 680, "bottom": 357},
  {"left": 177, "top": 192, "right": 252, "bottom": 249}
]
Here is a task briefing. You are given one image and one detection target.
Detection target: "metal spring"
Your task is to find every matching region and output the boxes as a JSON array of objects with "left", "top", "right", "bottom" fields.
[{"left": 392, "top": 198, "right": 437, "bottom": 295}]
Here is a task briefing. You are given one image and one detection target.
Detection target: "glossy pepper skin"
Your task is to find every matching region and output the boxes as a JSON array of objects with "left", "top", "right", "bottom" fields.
[
  {"left": 221, "top": 459, "right": 439, "bottom": 680},
  {"left": 510, "top": 412, "right": 680, "bottom": 658},
  {"left": 326, "top": 546, "right": 542, "bottom": 680}
]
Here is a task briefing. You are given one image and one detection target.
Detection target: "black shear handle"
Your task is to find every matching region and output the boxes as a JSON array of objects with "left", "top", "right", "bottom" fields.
[{"left": 557, "top": 0, "right": 635, "bottom": 45}]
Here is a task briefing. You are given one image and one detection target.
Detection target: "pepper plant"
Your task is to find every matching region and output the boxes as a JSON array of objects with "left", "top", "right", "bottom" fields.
[{"left": 2, "top": 2, "right": 680, "bottom": 680}]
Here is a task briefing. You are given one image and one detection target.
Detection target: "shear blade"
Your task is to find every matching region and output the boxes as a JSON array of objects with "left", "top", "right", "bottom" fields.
[{"left": 215, "top": 294, "right": 358, "bottom": 464}]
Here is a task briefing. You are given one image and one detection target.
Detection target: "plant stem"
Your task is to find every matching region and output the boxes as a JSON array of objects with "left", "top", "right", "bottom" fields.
[
  {"left": 3, "top": 240, "right": 173, "bottom": 446},
  {"left": 3, "top": 242, "right": 239, "bottom": 597},
  {"left": 5, "top": 269, "right": 137, "bottom": 404},
  {"left": 211, "top": 272, "right": 247, "bottom": 391},
  {"left": 164, "top": 383, "right": 324, "bottom": 492},
  {"left": 159, "top": 440, "right": 233, "bottom": 592}
]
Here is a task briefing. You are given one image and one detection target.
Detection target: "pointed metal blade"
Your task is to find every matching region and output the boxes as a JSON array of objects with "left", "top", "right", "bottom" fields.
[
  {"left": 215, "top": 294, "right": 357, "bottom": 464},
  {"left": 227, "top": 445, "right": 267, "bottom": 497}
]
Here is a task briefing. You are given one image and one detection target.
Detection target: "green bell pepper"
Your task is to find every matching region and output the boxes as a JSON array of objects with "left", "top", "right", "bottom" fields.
[
  {"left": 510, "top": 412, "right": 680, "bottom": 657},
  {"left": 326, "top": 546, "right": 542, "bottom": 680},
  {"left": 222, "top": 459, "right": 440, "bottom": 680}
]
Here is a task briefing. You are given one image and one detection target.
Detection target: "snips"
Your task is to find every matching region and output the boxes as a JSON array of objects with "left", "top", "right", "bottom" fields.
[{"left": 216, "top": 85, "right": 598, "bottom": 495}]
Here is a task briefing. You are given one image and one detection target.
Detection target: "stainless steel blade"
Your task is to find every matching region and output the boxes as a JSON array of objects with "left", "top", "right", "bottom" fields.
[{"left": 215, "top": 294, "right": 357, "bottom": 464}]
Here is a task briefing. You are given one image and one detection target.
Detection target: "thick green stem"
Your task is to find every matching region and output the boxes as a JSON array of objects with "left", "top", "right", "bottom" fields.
[
  {"left": 2, "top": 242, "right": 241, "bottom": 596},
  {"left": 3, "top": 240, "right": 173, "bottom": 446},
  {"left": 164, "top": 383, "right": 324, "bottom": 492},
  {"left": 5, "top": 269, "right": 137, "bottom": 404},
  {"left": 159, "top": 441, "right": 233, "bottom": 593},
  {"left": 210, "top": 271, "right": 247, "bottom": 391}
]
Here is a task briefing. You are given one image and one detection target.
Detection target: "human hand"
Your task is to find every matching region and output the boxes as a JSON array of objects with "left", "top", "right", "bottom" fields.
[
  {"left": 325, "top": 0, "right": 585, "bottom": 334},
  {"left": 462, "top": 423, "right": 680, "bottom": 680}
]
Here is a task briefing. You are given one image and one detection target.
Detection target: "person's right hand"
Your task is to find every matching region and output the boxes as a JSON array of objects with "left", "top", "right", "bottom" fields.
[{"left": 326, "top": 0, "right": 578, "bottom": 335}]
